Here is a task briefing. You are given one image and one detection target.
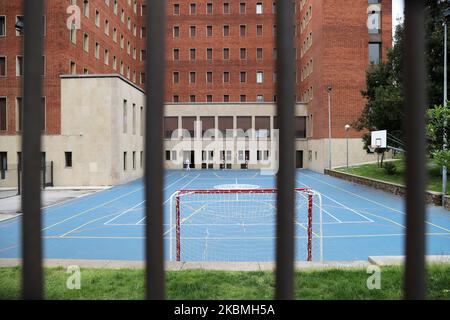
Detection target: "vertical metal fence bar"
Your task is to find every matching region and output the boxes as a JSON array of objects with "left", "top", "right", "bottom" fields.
[
  {"left": 21, "top": 0, "right": 45, "bottom": 300},
  {"left": 145, "top": 0, "right": 166, "bottom": 300},
  {"left": 275, "top": 0, "right": 296, "bottom": 300},
  {"left": 404, "top": 0, "right": 426, "bottom": 300}
]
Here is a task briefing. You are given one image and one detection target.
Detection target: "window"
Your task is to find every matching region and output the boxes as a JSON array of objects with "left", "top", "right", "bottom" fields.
[
  {"left": 206, "top": 48, "right": 213, "bottom": 60},
  {"left": 256, "top": 25, "right": 263, "bottom": 36},
  {"left": 165, "top": 117, "right": 179, "bottom": 140},
  {"left": 173, "top": 71, "right": 179, "bottom": 84},
  {"left": 132, "top": 151, "right": 136, "bottom": 169},
  {"left": 113, "top": 28, "right": 117, "bottom": 42},
  {"left": 0, "top": 16, "right": 5, "bottom": 37},
  {"left": 123, "top": 152, "right": 127, "bottom": 170},
  {"left": 16, "top": 16, "right": 24, "bottom": 36},
  {"left": 189, "top": 72, "right": 196, "bottom": 84},
  {"left": 240, "top": 25, "right": 246, "bottom": 36},
  {"left": 16, "top": 97, "right": 22, "bottom": 131},
  {"left": 65, "top": 152, "right": 72, "bottom": 168},
  {"left": 114, "top": 0, "right": 118, "bottom": 14},
  {"left": 173, "top": 95, "right": 179, "bottom": 102},
  {"left": 189, "top": 95, "right": 196, "bottom": 102},
  {"left": 240, "top": 3, "right": 246, "bottom": 14},
  {"left": 369, "top": 42, "right": 381, "bottom": 64},
  {"left": 256, "top": 3, "right": 263, "bottom": 14},
  {"left": 123, "top": 100, "right": 127, "bottom": 133},
  {"left": 113, "top": 56, "right": 117, "bottom": 70},
  {"left": 140, "top": 72, "right": 146, "bottom": 84},
  {"left": 16, "top": 56, "right": 23, "bottom": 76},
  {"left": 41, "top": 97, "right": 46, "bottom": 131},
  {"left": 95, "top": 10, "right": 100, "bottom": 27},
  {"left": 141, "top": 27, "right": 147, "bottom": 38},
  {"left": 256, "top": 95, "right": 264, "bottom": 102},
  {"left": 70, "top": 27, "right": 77, "bottom": 44},
  {"left": 83, "top": 33, "right": 89, "bottom": 52},
  {"left": 165, "top": 150, "right": 171, "bottom": 161},
  {"left": 223, "top": 48, "right": 230, "bottom": 60},
  {"left": 173, "top": 4, "right": 180, "bottom": 15},
  {"left": 173, "top": 48, "right": 179, "bottom": 61},
  {"left": 223, "top": 71, "right": 230, "bottom": 83},
  {"left": 206, "top": 95, "right": 213, "bottom": 102},
  {"left": 257, "top": 71, "right": 264, "bottom": 83},
  {"left": 190, "top": 48, "right": 196, "bottom": 60},
  {"left": 223, "top": 95, "right": 229, "bottom": 102},
  {"left": 0, "top": 98, "right": 6, "bottom": 131},
  {"left": 206, "top": 3, "right": 213, "bottom": 14},
  {"left": 223, "top": 25, "right": 230, "bottom": 36},
  {"left": 368, "top": 7, "right": 381, "bottom": 34},
  {"left": 132, "top": 104, "right": 136, "bottom": 134},
  {"left": 140, "top": 106, "right": 144, "bottom": 136},
  {"left": 206, "top": 71, "right": 213, "bottom": 83},
  {"left": 257, "top": 48, "right": 263, "bottom": 60},
  {"left": 190, "top": 3, "right": 196, "bottom": 15},
  {"left": 240, "top": 48, "right": 246, "bottom": 60},
  {"left": 190, "top": 26, "right": 196, "bottom": 37},
  {"left": 105, "top": 20, "right": 109, "bottom": 35},
  {"left": 295, "top": 116, "right": 307, "bottom": 138},
  {"left": 173, "top": 26, "right": 180, "bottom": 37},
  {"left": 240, "top": 95, "right": 247, "bottom": 102},
  {"left": 206, "top": 25, "right": 213, "bottom": 37},
  {"left": 141, "top": 50, "right": 147, "bottom": 61},
  {"left": 70, "top": 61, "right": 76, "bottom": 74},
  {"left": 223, "top": 3, "right": 230, "bottom": 14},
  {"left": 83, "top": 1, "right": 90, "bottom": 17},
  {"left": 95, "top": 42, "right": 100, "bottom": 59},
  {"left": 0, "top": 57, "right": 5, "bottom": 76},
  {"left": 240, "top": 71, "right": 246, "bottom": 83}
]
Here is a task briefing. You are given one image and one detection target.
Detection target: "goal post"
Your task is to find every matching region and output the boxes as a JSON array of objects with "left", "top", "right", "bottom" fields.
[{"left": 169, "top": 188, "right": 323, "bottom": 262}]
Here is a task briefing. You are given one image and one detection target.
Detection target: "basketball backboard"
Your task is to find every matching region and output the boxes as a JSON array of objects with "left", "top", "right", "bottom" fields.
[{"left": 371, "top": 130, "right": 387, "bottom": 148}]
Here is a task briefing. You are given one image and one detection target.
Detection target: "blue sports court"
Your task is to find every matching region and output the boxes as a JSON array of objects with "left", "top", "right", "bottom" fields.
[{"left": 0, "top": 170, "right": 449, "bottom": 262}]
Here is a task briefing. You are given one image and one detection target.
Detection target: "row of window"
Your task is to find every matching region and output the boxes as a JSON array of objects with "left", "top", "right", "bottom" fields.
[
  {"left": 301, "top": 86, "right": 314, "bottom": 103},
  {"left": 0, "top": 97, "right": 46, "bottom": 132},
  {"left": 173, "top": 71, "right": 268, "bottom": 84},
  {"left": 165, "top": 150, "right": 271, "bottom": 163},
  {"left": 0, "top": 16, "right": 45, "bottom": 37},
  {"left": 173, "top": 2, "right": 266, "bottom": 16},
  {"left": 172, "top": 47, "right": 280, "bottom": 60},
  {"left": 172, "top": 24, "right": 277, "bottom": 38},
  {"left": 122, "top": 100, "right": 145, "bottom": 136},
  {"left": 163, "top": 115, "right": 307, "bottom": 139},
  {"left": 300, "top": 59, "right": 313, "bottom": 81},
  {"left": 0, "top": 56, "right": 46, "bottom": 77},
  {"left": 123, "top": 151, "right": 144, "bottom": 171},
  {"left": 172, "top": 94, "right": 279, "bottom": 103},
  {"left": 300, "top": 32, "right": 313, "bottom": 58}
]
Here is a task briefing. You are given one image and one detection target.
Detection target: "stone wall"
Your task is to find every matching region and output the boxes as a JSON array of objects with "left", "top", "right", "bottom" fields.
[{"left": 325, "top": 169, "right": 444, "bottom": 207}]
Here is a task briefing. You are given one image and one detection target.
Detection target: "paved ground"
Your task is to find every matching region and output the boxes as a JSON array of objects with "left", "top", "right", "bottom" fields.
[
  {"left": 0, "top": 170, "right": 449, "bottom": 262},
  {"left": 0, "top": 188, "right": 105, "bottom": 220}
]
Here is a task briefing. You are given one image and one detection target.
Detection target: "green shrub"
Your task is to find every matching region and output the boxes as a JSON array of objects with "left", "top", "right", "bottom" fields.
[{"left": 383, "top": 162, "right": 397, "bottom": 175}]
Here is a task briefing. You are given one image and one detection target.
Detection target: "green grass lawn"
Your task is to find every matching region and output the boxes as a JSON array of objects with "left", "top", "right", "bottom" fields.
[
  {"left": 0, "top": 265, "right": 449, "bottom": 300},
  {"left": 336, "top": 158, "right": 449, "bottom": 195}
]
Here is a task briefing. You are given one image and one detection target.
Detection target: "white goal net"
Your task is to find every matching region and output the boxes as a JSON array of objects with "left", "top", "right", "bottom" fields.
[{"left": 168, "top": 188, "right": 323, "bottom": 262}]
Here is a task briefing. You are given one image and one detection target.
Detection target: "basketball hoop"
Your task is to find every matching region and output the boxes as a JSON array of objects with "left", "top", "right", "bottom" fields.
[{"left": 368, "top": 145, "right": 378, "bottom": 153}]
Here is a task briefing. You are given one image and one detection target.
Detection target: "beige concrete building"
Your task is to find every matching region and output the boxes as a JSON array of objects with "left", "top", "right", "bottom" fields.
[{"left": 0, "top": 74, "right": 382, "bottom": 187}]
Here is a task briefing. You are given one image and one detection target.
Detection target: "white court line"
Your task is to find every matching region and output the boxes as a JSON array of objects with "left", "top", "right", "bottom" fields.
[
  {"left": 135, "top": 173, "right": 202, "bottom": 225},
  {"left": 59, "top": 212, "right": 125, "bottom": 238},
  {"left": 103, "top": 201, "right": 145, "bottom": 225},
  {"left": 298, "top": 172, "right": 450, "bottom": 234},
  {"left": 296, "top": 178, "right": 374, "bottom": 223},
  {"left": 42, "top": 172, "right": 185, "bottom": 232},
  {"left": 43, "top": 232, "right": 450, "bottom": 240}
]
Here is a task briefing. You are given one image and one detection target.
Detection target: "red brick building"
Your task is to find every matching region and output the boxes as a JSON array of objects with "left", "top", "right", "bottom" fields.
[{"left": 0, "top": 0, "right": 393, "bottom": 183}]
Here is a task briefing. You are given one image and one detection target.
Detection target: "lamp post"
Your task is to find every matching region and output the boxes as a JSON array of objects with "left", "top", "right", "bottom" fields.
[
  {"left": 327, "top": 85, "right": 332, "bottom": 170},
  {"left": 345, "top": 124, "right": 351, "bottom": 168},
  {"left": 442, "top": 8, "right": 449, "bottom": 205}
]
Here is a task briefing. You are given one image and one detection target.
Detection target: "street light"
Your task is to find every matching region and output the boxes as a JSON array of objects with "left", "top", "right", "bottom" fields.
[
  {"left": 345, "top": 124, "right": 351, "bottom": 168},
  {"left": 327, "top": 85, "right": 332, "bottom": 170},
  {"left": 442, "top": 8, "right": 449, "bottom": 205}
]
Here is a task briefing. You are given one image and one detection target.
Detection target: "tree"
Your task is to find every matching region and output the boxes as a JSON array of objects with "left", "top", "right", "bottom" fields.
[
  {"left": 354, "top": 1, "right": 450, "bottom": 151},
  {"left": 427, "top": 104, "right": 450, "bottom": 169}
]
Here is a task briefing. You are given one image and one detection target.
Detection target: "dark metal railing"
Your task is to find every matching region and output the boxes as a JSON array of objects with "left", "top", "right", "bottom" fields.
[
  {"left": 404, "top": 0, "right": 426, "bottom": 300},
  {"left": 21, "top": 0, "right": 45, "bottom": 300},
  {"left": 19, "top": 0, "right": 427, "bottom": 301}
]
